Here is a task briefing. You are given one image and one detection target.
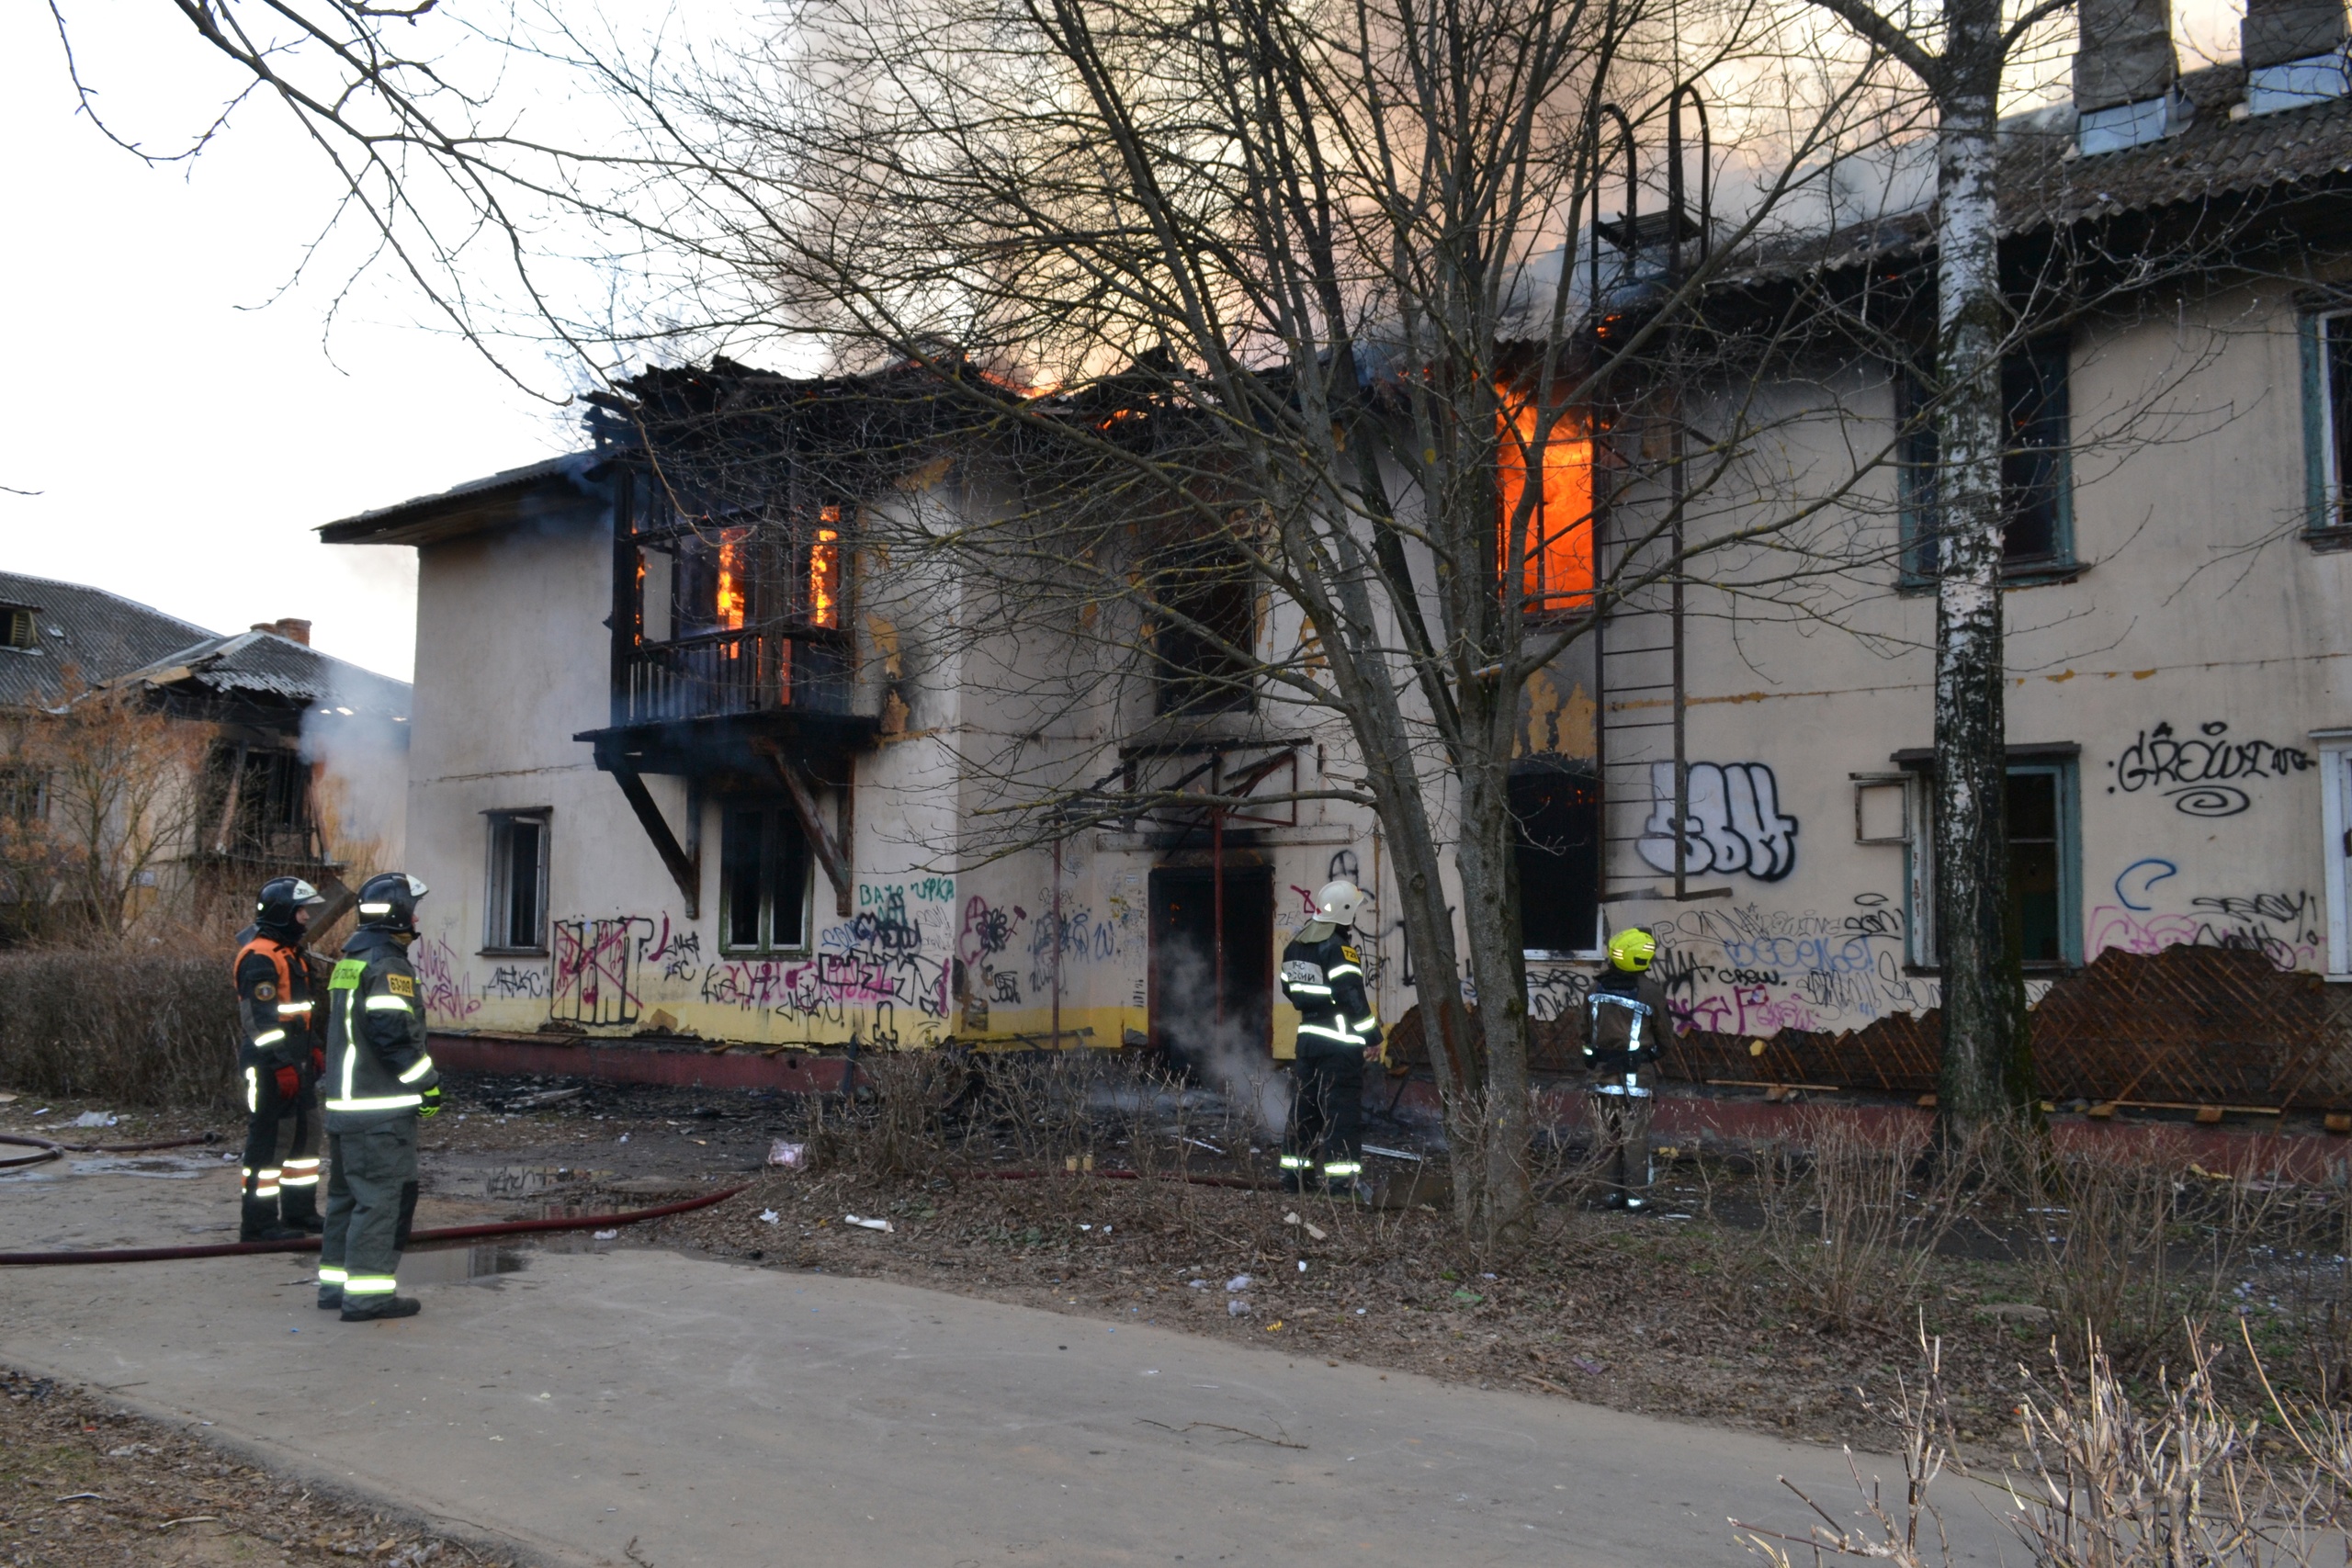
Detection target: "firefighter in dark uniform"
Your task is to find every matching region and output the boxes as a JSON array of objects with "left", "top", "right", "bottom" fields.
[
  {"left": 232, "top": 877, "right": 327, "bottom": 1241},
  {"left": 1586, "top": 927, "right": 1669, "bottom": 1211},
  {"left": 1277, "top": 879, "right": 1383, "bottom": 1197},
  {"left": 318, "top": 873, "right": 442, "bottom": 1321}
]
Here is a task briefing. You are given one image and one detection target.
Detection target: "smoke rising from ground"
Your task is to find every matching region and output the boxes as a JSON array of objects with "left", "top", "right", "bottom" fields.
[{"left": 1153, "top": 938, "right": 1292, "bottom": 1137}]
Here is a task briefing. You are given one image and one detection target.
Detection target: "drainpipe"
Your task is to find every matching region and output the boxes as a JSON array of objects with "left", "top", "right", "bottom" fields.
[{"left": 1051, "top": 837, "right": 1064, "bottom": 1049}]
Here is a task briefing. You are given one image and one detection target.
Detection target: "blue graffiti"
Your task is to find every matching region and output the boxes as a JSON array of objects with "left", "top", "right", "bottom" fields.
[{"left": 2113, "top": 858, "right": 2178, "bottom": 912}]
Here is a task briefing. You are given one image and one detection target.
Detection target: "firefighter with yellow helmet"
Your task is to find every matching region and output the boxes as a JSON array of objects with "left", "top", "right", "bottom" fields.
[{"left": 1586, "top": 927, "right": 1668, "bottom": 1211}]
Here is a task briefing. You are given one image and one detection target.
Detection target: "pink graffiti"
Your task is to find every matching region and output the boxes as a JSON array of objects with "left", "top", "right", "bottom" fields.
[
  {"left": 410, "top": 937, "right": 480, "bottom": 1023},
  {"left": 2089, "top": 905, "right": 2314, "bottom": 972},
  {"left": 1290, "top": 884, "right": 1320, "bottom": 914},
  {"left": 552, "top": 917, "right": 646, "bottom": 1025},
  {"left": 1668, "top": 985, "right": 1822, "bottom": 1038}
]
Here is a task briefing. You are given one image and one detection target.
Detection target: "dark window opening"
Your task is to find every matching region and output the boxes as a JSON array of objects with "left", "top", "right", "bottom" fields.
[
  {"left": 722, "top": 804, "right": 811, "bottom": 953},
  {"left": 485, "top": 812, "right": 549, "bottom": 952},
  {"left": 1511, "top": 760, "right": 1600, "bottom": 953},
  {"left": 0, "top": 765, "right": 45, "bottom": 821},
  {"left": 2323, "top": 312, "right": 2352, "bottom": 527},
  {"left": 1899, "top": 340, "right": 2073, "bottom": 579},
  {"left": 3, "top": 609, "right": 34, "bottom": 650},
  {"left": 1150, "top": 536, "right": 1256, "bottom": 716},
  {"left": 2007, "top": 769, "right": 2063, "bottom": 965},
  {"left": 202, "top": 746, "right": 313, "bottom": 861}
]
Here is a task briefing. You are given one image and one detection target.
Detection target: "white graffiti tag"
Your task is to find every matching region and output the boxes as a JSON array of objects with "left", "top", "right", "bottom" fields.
[{"left": 1636, "top": 761, "right": 1800, "bottom": 882}]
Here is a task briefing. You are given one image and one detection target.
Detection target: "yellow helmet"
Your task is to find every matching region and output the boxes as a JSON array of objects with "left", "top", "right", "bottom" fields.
[{"left": 1607, "top": 927, "right": 1657, "bottom": 973}]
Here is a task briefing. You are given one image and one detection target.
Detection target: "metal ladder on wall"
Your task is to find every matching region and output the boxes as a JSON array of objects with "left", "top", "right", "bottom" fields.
[{"left": 1596, "top": 432, "right": 1690, "bottom": 911}]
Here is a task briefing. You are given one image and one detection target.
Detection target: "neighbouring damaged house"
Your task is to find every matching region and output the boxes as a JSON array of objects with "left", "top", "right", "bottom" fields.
[
  {"left": 0, "top": 569, "right": 411, "bottom": 937},
  {"left": 334, "top": 5, "right": 2352, "bottom": 1111}
]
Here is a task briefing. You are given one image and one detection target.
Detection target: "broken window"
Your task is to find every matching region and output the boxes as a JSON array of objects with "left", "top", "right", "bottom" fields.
[
  {"left": 1149, "top": 531, "right": 1256, "bottom": 715},
  {"left": 721, "top": 803, "right": 812, "bottom": 953},
  {"left": 1511, "top": 759, "right": 1600, "bottom": 954},
  {"left": 1498, "top": 393, "right": 1596, "bottom": 614},
  {"left": 484, "top": 811, "right": 549, "bottom": 952},
  {"left": 1898, "top": 340, "right": 2074, "bottom": 579},
  {"left": 202, "top": 745, "right": 313, "bottom": 860}
]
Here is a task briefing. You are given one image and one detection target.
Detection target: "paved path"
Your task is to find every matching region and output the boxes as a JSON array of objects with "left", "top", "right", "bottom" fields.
[{"left": 0, "top": 1161, "right": 2018, "bottom": 1567}]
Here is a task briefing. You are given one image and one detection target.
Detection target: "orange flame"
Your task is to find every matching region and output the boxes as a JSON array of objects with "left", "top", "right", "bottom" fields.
[
  {"left": 810, "top": 508, "right": 842, "bottom": 628},
  {"left": 716, "top": 530, "right": 748, "bottom": 631},
  {"left": 1498, "top": 392, "right": 1593, "bottom": 611}
]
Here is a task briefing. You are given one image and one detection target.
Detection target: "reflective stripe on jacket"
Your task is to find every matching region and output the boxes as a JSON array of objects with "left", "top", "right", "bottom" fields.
[
  {"left": 1279, "top": 930, "right": 1382, "bottom": 1055},
  {"left": 232, "top": 934, "right": 316, "bottom": 1069},
  {"left": 322, "top": 930, "right": 437, "bottom": 1126}
]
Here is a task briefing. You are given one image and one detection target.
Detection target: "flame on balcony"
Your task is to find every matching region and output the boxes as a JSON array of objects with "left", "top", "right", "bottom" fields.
[
  {"left": 1498, "top": 392, "right": 1593, "bottom": 611},
  {"left": 811, "top": 507, "right": 842, "bottom": 629},
  {"left": 716, "top": 528, "right": 749, "bottom": 632}
]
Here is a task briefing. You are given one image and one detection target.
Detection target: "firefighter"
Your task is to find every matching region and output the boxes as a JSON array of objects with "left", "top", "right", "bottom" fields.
[
  {"left": 318, "top": 873, "right": 442, "bottom": 1321},
  {"left": 1585, "top": 926, "right": 1669, "bottom": 1211},
  {"left": 232, "top": 877, "right": 327, "bottom": 1241},
  {"left": 1277, "top": 879, "right": 1383, "bottom": 1197}
]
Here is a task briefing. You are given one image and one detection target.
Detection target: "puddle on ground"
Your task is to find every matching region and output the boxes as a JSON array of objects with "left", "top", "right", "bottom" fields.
[
  {"left": 62, "top": 1156, "right": 216, "bottom": 1179},
  {"left": 399, "top": 1223, "right": 621, "bottom": 1284},
  {"left": 447, "top": 1167, "right": 612, "bottom": 1201}
]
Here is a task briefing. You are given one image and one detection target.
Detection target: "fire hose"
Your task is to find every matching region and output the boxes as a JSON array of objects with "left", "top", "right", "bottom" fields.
[
  {"left": 0, "top": 1130, "right": 220, "bottom": 1173},
  {"left": 0, "top": 1172, "right": 751, "bottom": 1266}
]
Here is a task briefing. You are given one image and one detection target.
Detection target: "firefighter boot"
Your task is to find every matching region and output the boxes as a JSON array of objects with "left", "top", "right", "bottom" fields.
[
  {"left": 240, "top": 1193, "right": 301, "bottom": 1244},
  {"left": 279, "top": 1183, "right": 324, "bottom": 1235},
  {"left": 340, "top": 1294, "right": 422, "bottom": 1323}
]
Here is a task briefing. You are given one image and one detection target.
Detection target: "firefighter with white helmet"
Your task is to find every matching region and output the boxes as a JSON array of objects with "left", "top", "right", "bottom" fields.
[
  {"left": 1277, "top": 879, "right": 1382, "bottom": 1196},
  {"left": 1586, "top": 926, "right": 1668, "bottom": 1210}
]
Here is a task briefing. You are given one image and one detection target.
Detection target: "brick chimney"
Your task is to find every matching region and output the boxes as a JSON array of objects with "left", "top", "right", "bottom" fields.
[
  {"left": 253, "top": 618, "right": 312, "bottom": 645},
  {"left": 2242, "top": 0, "right": 2349, "bottom": 115},
  {"left": 2075, "top": 0, "right": 2184, "bottom": 153}
]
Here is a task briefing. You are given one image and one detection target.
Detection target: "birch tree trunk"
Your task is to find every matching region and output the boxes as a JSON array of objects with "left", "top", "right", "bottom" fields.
[{"left": 1930, "top": 0, "right": 2036, "bottom": 1130}]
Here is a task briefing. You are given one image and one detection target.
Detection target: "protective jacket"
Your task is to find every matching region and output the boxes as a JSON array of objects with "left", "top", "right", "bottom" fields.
[
  {"left": 1585, "top": 968, "right": 1669, "bottom": 1070},
  {"left": 322, "top": 928, "right": 438, "bottom": 1132},
  {"left": 1279, "top": 929, "right": 1382, "bottom": 1055},
  {"left": 232, "top": 932, "right": 317, "bottom": 1073}
]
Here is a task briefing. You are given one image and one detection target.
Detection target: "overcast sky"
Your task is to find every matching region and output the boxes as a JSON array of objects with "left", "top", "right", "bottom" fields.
[
  {"left": 0, "top": 2, "right": 2248, "bottom": 687},
  {"left": 0, "top": 6, "right": 577, "bottom": 683}
]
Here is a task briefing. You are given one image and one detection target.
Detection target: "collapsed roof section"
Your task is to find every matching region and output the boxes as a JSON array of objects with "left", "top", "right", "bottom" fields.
[{"left": 119, "top": 627, "right": 413, "bottom": 729}]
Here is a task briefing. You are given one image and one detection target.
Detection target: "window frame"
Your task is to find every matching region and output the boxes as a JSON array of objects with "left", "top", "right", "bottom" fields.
[
  {"left": 1896, "top": 747, "right": 2082, "bottom": 972},
  {"left": 2315, "top": 728, "right": 2352, "bottom": 977},
  {"left": 1895, "top": 338, "right": 2078, "bottom": 589},
  {"left": 1510, "top": 756, "right": 1604, "bottom": 959},
  {"left": 481, "top": 809, "right": 552, "bottom": 955},
  {"left": 718, "top": 802, "right": 814, "bottom": 957},
  {"left": 2301, "top": 308, "right": 2352, "bottom": 546},
  {"left": 1, "top": 607, "right": 36, "bottom": 652}
]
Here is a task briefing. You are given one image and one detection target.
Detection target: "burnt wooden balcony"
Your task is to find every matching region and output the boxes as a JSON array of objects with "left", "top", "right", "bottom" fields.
[{"left": 616, "top": 626, "right": 853, "bottom": 726}]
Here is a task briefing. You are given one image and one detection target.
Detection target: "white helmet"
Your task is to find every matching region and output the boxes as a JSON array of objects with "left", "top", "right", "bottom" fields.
[{"left": 1312, "top": 879, "right": 1370, "bottom": 930}]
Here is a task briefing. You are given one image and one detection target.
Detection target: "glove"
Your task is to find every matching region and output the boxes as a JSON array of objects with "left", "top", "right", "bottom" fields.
[
  {"left": 419, "top": 1084, "right": 443, "bottom": 1120},
  {"left": 274, "top": 1065, "right": 302, "bottom": 1100},
  {"left": 311, "top": 1046, "right": 325, "bottom": 1076}
]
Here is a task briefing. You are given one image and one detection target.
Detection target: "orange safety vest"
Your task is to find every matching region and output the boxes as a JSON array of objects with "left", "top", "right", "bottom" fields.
[{"left": 232, "top": 934, "right": 315, "bottom": 1040}]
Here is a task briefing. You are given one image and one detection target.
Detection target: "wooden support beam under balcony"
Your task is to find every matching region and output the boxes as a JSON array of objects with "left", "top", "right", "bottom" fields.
[
  {"left": 753, "top": 737, "right": 853, "bottom": 918},
  {"left": 594, "top": 744, "right": 702, "bottom": 918}
]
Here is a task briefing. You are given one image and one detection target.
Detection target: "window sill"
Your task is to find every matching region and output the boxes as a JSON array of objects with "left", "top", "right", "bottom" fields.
[
  {"left": 719, "top": 948, "right": 812, "bottom": 961},
  {"left": 2304, "top": 525, "right": 2352, "bottom": 554},
  {"left": 1896, "top": 558, "right": 2088, "bottom": 596},
  {"left": 1903, "top": 961, "right": 2079, "bottom": 976},
  {"left": 479, "top": 946, "right": 548, "bottom": 959},
  {"left": 1524, "top": 949, "right": 1603, "bottom": 963}
]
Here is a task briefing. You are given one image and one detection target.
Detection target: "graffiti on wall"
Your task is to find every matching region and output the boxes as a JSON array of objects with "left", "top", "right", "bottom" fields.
[
  {"left": 1636, "top": 761, "right": 1800, "bottom": 882},
  {"left": 2087, "top": 857, "right": 2320, "bottom": 971},
  {"left": 2108, "top": 721, "right": 2312, "bottom": 818},
  {"left": 412, "top": 936, "right": 481, "bottom": 1024},
  {"left": 552, "top": 916, "right": 649, "bottom": 1025},
  {"left": 1652, "top": 894, "right": 1928, "bottom": 1037}
]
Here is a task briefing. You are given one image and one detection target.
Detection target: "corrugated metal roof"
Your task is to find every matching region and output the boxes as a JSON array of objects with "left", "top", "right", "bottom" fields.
[
  {"left": 0, "top": 570, "right": 218, "bottom": 709},
  {"left": 122, "top": 629, "right": 411, "bottom": 719}
]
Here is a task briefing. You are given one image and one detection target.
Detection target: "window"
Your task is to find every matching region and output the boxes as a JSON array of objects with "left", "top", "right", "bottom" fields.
[
  {"left": 0, "top": 765, "right": 45, "bottom": 821},
  {"left": 1900, "top": 752, "right": 2080, "bottom": 968},
  {"left": 2, "top": 609, "right": 34, "bottom": 650},
  {"left": 1898, "top": 340, "right": 2074, "bottom": 581},
  {"left": 1511, "top": 759, "right": 1600, "bottom": 954},
  {"left": 721, "top": 804, "right": 812, "bottom": 953},
  {"left": 2303, "top": 310, "right": 2352, "bottom": 536},
  {"left": 484, "top": 811, "right": 549, "bottom": 953},
  {"left": 1498, "top": 393, "right": 1596, "bottom": 614},
  {"left": 1150, "top": 533, "right": 1256, "bottom": 715},
  {"left": 202, "top": 745, "right": 313, "bottom": 859}
]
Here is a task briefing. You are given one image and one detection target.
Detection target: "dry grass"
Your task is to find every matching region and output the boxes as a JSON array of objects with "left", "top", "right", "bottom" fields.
[{"left": 0, "top": 950, "right": 239, "bottom": 1109}]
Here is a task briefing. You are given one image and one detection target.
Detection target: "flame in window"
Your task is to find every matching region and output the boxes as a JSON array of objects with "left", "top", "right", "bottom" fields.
[
  {"left": 810, "top": 507, "right": 842, "bottom": 628},
  {"left": 716, "top": 529, "right": 748, "bottom": 631},
  {"left": 1498, "top": 392, "right": 1594, "bottom": 611}
]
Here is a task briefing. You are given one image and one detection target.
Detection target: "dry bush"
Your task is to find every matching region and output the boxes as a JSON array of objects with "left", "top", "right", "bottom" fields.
[
  {"left": 1756, "top": 1108, "right": 1974, "bottom": 1331},
  {"left": 2022, "top": 1133, "right": 2291, "bottom": 1377},
  {"left": 0, "top": 949, "right": 240, "bottom": 1108},
  {"left": 1741, "top": 1328, "right": 2352, "bottom": 1567}
]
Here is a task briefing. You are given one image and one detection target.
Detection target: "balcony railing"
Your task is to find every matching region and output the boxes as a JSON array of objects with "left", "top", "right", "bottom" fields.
[{"left": 619, "top": 627, "right": 852, "bottom": 724}]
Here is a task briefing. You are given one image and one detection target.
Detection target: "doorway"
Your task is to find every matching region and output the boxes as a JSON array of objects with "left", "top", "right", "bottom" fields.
[{"left": 1148, "top": 866, "right": 1272, "bottom": 1069}]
